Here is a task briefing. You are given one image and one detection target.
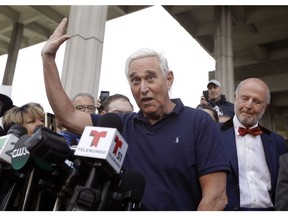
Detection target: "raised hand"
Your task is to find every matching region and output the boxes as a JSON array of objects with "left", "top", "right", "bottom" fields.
[{"left": 41, "top": 17, "right": 71, "bottom": 59}]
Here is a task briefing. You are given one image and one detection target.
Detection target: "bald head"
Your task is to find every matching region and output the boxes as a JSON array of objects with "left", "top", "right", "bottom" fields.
[
  {"left": 234, "top": 78, "right": 271, "bottom": 127},
  {"left": 235, "top": 78, "right": 270, "bottom": 104}
]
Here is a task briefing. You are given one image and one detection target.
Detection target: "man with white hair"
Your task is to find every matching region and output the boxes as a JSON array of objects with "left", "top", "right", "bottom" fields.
[{"left": 41, "top": 18, "right": 230, "bottom": 210}]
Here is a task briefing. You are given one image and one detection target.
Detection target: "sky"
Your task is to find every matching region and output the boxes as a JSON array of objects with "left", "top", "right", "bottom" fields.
[{"left": 0, "top": 4, "right": 215, "bottom": 114}]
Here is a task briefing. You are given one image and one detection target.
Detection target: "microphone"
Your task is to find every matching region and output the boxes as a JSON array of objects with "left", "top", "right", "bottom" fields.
[
  {"left": 6, "top": 124, "right": 28, "bottom": 138},
  {"left": 0, "top": 125, "right": 28, "bottom": 210},
  {"left": 8, "top": 128, "right": 45, "bottom": 210},
  {"left": 24, "top": 126, "right": 74, "bottom": 165},
  {"left": 1, "top": 126, "right": 32, "bottom": 211},
  {"left": 0, "top": 124, "right": 28, "bottom": 164},
  {"left": 10, "top": 127, "right": 75, "bottom": 210},
  {"left": 97, "top": 113, "right": 123, "bottom": 133},
  {"left": 96, "top": 113, "right": 128, "bottom": 210},
  {"left": 67, "top": 113, "right": 128, "bottom": 210},
  {"left": 10, "top": 135, "right": 31, "bottom": 171},
  {"left": 10, "top": 126, "right": 44, "bottom": 171},
  {"left": 74, "top": 113, "right": 128, "bottom": 175},
  {"left": 119, "top": 170, "right": 146, "bottom": 211}
]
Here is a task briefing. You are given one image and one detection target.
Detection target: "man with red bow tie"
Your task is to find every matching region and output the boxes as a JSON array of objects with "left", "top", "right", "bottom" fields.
[{"left": 220, "top": 78, "right": 287, "bottom": 211}]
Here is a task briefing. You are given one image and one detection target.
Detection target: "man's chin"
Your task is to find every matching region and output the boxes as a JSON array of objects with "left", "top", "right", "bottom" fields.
[
  {"left": 238, "top": 114, "right": 255, "bottom": 126},
  {"left": 142, "top": 107, "right": 156, "bottom": 114}
]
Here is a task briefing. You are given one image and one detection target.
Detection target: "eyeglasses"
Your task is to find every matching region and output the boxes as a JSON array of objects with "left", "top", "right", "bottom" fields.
[{"left": 75, "top": 105, "right": 96, "bottom": 112}]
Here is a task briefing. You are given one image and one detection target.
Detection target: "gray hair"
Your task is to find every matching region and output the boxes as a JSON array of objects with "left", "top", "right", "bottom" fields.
[
  {"left": 125, "top": 48, "right": 170, "bottom": 81},
  {"left": 71, "top": 92, "right": 95, "bottom": 104}
]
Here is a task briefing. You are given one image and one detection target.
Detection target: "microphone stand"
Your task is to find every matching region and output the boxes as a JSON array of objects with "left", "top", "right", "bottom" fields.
[
  {"left": 0, "top": 166, "right": 28, "bottom": 210},
  {"left": 21, "top": 167, "right": 36, "bottom": 210},
  {"left": 96, "top": 180, "right": 112, "bottom": 210},
  {"left": 53, "top": 158, "right": 84, "bottom": 211},
  {"left": 66, "top": 160, "right": 103, "bottom": 211},
  {"left": 0, "top": 182, "right": 17, "bottom": 210}
]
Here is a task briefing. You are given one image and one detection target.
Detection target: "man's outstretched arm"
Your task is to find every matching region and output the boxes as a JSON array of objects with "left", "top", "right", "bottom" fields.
[{"left": 41, "top": 18, "right": 93, "bottom": 135}]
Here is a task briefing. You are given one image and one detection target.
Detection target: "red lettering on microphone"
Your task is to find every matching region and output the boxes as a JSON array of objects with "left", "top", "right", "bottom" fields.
[
  {"left": 113, "top": 135, "right": 123, "bottom": 155},
  {"left": 90, "top": 130, "right": 107, "bottom": 147}
]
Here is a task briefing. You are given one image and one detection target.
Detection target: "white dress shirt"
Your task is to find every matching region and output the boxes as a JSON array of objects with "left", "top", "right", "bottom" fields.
[{"left": 233, "top": 116, "right": 273, "bottom": 208}]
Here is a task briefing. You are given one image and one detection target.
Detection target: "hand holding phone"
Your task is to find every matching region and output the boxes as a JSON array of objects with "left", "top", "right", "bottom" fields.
[
  {"left": 97, "top": 91, "right": 110, "bottom": 113},
  {"left": 45, "top": 112, "right": 57, "bottom": 132},
  {"left": 202, "top": 90, "right": 209, "bottom": 101},
  {"left": 99, "top": 91, "right": 110, "bottom": 101}
]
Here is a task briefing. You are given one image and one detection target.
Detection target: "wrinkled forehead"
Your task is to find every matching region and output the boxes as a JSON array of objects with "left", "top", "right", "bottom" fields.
[
  {"left": 128, "top": 56, "right": 160, "bottom": 68},
  {"left": 128, "top": 56, "right": 163, "bottom": 78}
]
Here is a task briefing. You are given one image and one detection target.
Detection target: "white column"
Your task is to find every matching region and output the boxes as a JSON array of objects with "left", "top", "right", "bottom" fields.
[
  {"left": 61, "top": 5, "right": 108, "bottom": 98},
  {"left": 214, "top": 6, "right": 234, "bottom": 102}
]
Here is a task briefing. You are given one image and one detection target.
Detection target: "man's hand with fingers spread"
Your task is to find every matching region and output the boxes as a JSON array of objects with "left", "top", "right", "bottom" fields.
[{"left": 41, "top": 17, "right": 70, "bottom": 59}]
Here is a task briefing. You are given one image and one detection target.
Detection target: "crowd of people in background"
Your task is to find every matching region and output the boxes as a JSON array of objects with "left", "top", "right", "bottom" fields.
[{"left": 0, "top": 17, "right": 287, "bottom": 211}]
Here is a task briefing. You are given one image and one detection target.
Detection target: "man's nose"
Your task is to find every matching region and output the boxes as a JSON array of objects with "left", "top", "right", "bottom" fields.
[
  {"left": 245, "top": 98, "right": 254, "bottom": 108},
  {"left": 140, "top": 81, "right": 149, "bottom": 94}
]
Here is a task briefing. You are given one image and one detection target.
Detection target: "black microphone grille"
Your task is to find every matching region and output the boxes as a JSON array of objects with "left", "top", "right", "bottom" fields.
[
  {"left": 32, "top": 125, "right": 45, "bottom": 134},
  {"left": 120, "top": 170, "right": 146, "bottom": 202},
  {"left": 7, "top": 124, "right": 28, "bottom": 137},
  {"left": 97, "top": 113, "right": 123, "bottom": 134}
]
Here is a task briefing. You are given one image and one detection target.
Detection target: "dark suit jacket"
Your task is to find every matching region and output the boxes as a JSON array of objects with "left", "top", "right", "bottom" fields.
[
  {"left": 275, "top": 152, "right": 288, "bottom": 210},
  {"left": 221, "top": 117, "right": 287, "bottom": 210}
]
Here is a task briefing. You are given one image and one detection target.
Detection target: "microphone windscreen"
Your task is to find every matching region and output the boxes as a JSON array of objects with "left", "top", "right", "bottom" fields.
[
  {"left": 25, "top": 127, "right": 72, "bottom": 165},
  {"left": 120, "top": 170, "right": 146, "bottom": 202},
  {"left": 32, "top": 125, "right": 45, "bottom": 134},
  {"left": 97, "top": 113, "right": 123, "bottom": 134},
  {"left": 11, "top": 134, "right": 31, "bottom": 170},
  {"left": 7, "top": 124, "right": 28, "bottom": 137}
]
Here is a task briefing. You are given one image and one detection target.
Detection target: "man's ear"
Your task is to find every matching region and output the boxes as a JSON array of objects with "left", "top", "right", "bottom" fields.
[{"left": 167, "top": 70, "right": 174, "bottom": 90}]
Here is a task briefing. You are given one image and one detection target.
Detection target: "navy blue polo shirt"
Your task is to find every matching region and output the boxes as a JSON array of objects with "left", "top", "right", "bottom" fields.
[{"left": 91, "top": 98, "right": 230, "bottom": 210}]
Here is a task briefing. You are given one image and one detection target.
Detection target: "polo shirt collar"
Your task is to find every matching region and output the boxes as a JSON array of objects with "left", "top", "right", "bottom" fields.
[{"left": 134, "top": 98, "right": 183, "bottom": 122}]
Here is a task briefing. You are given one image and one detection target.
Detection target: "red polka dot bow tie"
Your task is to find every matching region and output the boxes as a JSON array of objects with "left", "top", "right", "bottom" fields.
[{"left": 238, "top": 127, "right": 263, "bottom": 136}]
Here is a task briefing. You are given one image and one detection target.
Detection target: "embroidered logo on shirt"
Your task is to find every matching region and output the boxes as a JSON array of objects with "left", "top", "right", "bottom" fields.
[{"left": 175, "top": 136, "right": 180, "bottom": 144}]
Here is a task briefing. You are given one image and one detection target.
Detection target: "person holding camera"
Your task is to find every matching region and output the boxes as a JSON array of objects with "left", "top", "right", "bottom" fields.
[{"left": 200, "top": 79, "right": 234, "bottom": 123}]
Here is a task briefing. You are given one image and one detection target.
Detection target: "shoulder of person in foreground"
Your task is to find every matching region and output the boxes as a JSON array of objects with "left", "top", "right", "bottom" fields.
[{"left": 184, "top": 107, "right": 231, "bottom": 173}]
